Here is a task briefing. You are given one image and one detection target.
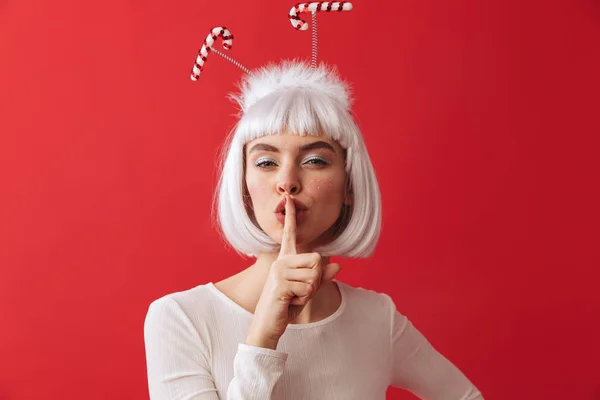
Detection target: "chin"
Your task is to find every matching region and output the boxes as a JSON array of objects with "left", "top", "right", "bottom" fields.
[
  {"left": 276, "top": 228, "right": 313, "bottom": 246},
  {"left": 255, "top": 213, "right": 338, "bottom": 248},
  {"left": 257, "top": 223, "right": 315, "bottom": 246},
  {"left": 282, "top": 225, "right": 335, "bottom": 249}
]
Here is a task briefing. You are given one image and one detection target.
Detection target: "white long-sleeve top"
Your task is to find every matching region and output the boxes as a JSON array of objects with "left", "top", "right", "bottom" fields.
[{"left": 144, "top": 279, "right": 484, "bottom": 400}]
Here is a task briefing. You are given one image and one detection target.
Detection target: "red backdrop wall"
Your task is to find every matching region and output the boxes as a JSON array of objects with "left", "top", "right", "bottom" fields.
[{"left": 1, "top": 0, "right": 599, "bottom": 399}]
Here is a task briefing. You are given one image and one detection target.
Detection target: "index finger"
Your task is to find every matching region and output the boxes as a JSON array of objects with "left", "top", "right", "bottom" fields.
[{"left": 279, "top": 194, "right": 297, "bottom": 256}]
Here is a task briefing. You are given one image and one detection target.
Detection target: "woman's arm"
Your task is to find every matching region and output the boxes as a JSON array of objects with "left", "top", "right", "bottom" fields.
[
  {"left": 384, "top": 295, "right": 484, "bottom": 400},
  {"left": 144, "top": 297, "right": 287, "bottom": 399}
]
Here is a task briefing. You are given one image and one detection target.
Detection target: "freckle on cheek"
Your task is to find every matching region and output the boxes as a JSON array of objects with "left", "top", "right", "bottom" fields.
[
  {"left": 322, "top": 178, "right": 334, "bottom": 188},
  {"left": 312, "top": 178, "right": 335, "bottom": 192}
]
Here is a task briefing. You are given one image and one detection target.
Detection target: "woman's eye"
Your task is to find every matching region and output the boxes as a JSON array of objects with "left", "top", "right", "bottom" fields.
[
  {"left": 255, "top": 160, "right": 277, "bottom": 168},
  {"left": 254, "top": 157, "right": 328, "bottom": 169},
  {"left": 304, "top": 157, "right": 328, "bottom": 166}
]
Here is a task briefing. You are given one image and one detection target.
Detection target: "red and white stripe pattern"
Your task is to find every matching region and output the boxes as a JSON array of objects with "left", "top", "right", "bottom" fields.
[
  {"left": 191, "top": 27, "right": 234, "bottom": 81},
  {"left": 289, "top": 2, "right": 353, "bottom": 31}
]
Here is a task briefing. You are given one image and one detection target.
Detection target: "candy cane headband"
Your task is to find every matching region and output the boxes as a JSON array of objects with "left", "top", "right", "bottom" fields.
[{"left": 190, "top": 2, "right": 353, "bottom": 81}]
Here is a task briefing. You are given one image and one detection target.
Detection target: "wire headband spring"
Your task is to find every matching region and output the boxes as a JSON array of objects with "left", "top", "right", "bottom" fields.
[{"left": 190, "top": 2, "right": 353, "bottom": 81}]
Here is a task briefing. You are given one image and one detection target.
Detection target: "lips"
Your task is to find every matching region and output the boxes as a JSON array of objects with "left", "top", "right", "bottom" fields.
[
  {"left": 274, "top": 198, "right": 308, "bottom": 214},
  {"left": 275, "top": 209, "right": 306, "bottom": 225}
]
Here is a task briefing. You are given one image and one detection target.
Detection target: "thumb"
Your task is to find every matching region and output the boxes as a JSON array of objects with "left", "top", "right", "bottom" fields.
[{"left": 321, "top": 263, "right": 342, "bottom": 284}]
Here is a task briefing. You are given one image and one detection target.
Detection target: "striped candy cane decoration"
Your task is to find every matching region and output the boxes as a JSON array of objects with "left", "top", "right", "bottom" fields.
[
  {"left": 191, "top": 27, "right": 234, "bottom": 81},
  {"left": 289, "top": 2, "right": 353, "bottom": 31}
]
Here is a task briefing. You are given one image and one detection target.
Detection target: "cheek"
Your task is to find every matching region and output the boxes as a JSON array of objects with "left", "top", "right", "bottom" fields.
[
  {"left": 308, "top": 177, "right": 345, "bottom": 199},
  {"left": 245, "top": 175, "right": 270, "bottom": 207}
]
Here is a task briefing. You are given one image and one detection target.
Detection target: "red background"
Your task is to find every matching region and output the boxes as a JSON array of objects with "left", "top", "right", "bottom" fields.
[{"left": 1, "top": 0, "right": 599, "bottom": 398}]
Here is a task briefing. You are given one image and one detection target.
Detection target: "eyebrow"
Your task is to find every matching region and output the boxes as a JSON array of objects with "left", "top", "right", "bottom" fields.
[{"left": 248, "top": 140, "right": 336, "bottom": 155}]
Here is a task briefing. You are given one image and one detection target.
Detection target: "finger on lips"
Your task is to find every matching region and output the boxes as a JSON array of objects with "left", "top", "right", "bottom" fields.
[{"left": 281, "top": 193, "right": 297, "bottom": 256}]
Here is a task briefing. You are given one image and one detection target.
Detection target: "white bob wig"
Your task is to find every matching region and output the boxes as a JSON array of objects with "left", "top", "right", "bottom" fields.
[{"left": 213, "top": 59, "right": 381, "bottom": 258}]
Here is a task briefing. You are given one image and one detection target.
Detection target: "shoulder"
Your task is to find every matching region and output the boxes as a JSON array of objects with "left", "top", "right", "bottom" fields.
[
  {"left": 336, "top": 279, "right": 399, "bottom": 319},
  {"left": 143, "top": 284, "right": 221, "bottom": 362},
  {"left": 337, "top": 279, "right": 394, "bottom": 304},
  {"left": 146, "top": 282, "right": 213, "bottom": 311},
  {"left": 144, "top": 283, "right": 219, "bottom": 335}
]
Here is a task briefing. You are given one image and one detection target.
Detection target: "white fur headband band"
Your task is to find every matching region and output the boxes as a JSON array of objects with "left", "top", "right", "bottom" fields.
[
  {"left": 229, "top": 60, "right": 353, "bottom": 114},
  {"left": 190, "top": 2, "right": 354, "bottom": 81}
]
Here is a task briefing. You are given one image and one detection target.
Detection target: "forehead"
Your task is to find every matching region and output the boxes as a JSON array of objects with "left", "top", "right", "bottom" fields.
[{"left": 245, "top": 132, "right": 343, "bottom": 153}]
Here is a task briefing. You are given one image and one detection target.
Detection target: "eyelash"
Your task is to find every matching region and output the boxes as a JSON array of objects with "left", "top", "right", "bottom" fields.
[{"left": 254, "top": 156, "right": 329, "bottom": 169}]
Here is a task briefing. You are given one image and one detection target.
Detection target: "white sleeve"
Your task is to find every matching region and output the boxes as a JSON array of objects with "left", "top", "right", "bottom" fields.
[
  {"left": 385, "top": 295, "right": 484, "bottom": 400},
  {"left": 144, "top": 297, "right": 288, "bottom": 400},
  {"left": 227, "top": 344, "right": 287, "bottom": 398}
]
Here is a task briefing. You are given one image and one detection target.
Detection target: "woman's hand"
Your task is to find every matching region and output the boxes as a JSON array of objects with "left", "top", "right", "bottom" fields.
[{"left": 244, "top": 193, "right": 342, "bottom": 350}]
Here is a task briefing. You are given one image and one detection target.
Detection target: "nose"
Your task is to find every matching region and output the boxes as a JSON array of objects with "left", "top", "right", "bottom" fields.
[{"left": 276, "top": 164, "right": 302, "bottom": 195}]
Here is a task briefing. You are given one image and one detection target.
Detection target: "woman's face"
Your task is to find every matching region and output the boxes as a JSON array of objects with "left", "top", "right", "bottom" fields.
[{"left": 244, "top": 133, "right": 351, "bottom": 252}]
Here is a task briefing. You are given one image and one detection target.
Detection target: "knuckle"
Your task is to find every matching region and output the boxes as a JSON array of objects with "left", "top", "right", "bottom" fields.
[
  {"left": 274, "top": 274, "right": 285, "bottom": 286},
  {"left": 272, "top": 278, "right": 284, "bottom": 292},
  {"left": 305, "top": 283, "right": 315, "bottom": 296},
  {"left": 309, "top": 269, "right": 320, "bottom": 282},
  {"left": 271, "top": 264, "right": 284, "bottom": 279},
  {"left": 273, "top": 259, "right": 287, "bottom": 271},
  {"left": 280, "top": 255, "right": 293, "bottom": 264},
  {"left": 295, "top": 296, "right": 306, "bottom": 306}
]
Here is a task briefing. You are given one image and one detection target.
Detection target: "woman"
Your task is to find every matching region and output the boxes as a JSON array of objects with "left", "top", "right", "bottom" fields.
[{"left": 144, "top": 60, "right": 484, "bottom": 399}]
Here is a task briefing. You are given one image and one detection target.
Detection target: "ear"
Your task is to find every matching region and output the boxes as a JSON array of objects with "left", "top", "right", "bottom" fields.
[
  {"left": 343, "top": 173, "right": 353, "bottom": 206},
  {"left": 344, "top": 191, "right": 354, "bottom": 206},
  {"left": 344, "top": 194, "right": 354, "bottom": 206}
]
